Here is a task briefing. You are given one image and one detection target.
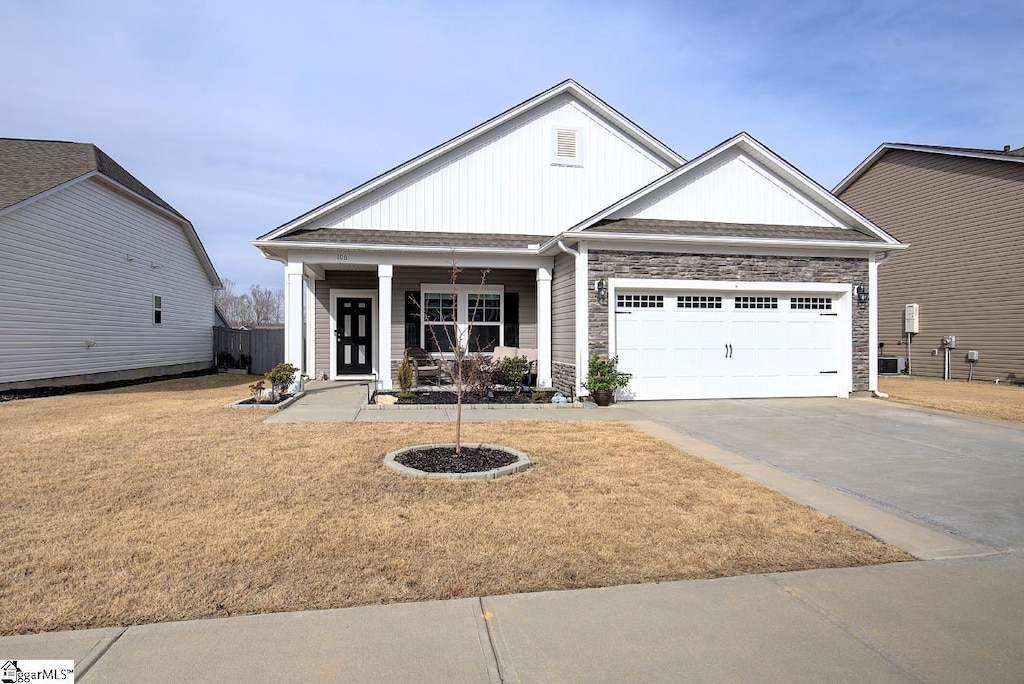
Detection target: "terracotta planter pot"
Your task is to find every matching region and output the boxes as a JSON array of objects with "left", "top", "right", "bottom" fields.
[{"left": 591, "top": 389, "right": 614, "bottom": 406}]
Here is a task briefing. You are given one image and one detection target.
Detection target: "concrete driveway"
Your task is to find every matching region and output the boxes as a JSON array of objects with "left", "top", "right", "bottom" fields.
[{"left": 628, "top": 398, "right": 1024, "bottom": 552}]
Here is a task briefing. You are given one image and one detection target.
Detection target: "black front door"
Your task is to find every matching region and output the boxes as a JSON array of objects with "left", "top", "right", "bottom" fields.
[{"left": 336, "top": 298, "right": 373, "bottom": 374}]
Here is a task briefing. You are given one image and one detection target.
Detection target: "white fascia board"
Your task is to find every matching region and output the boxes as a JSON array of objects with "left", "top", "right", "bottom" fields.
[
  {"left": 833, "top": 142, "right": 1024, "bottom": 195},
  {"left": 262, "top": 245, "right": 552, "bottom": 270},
  {"left": 257, "top": 80, "right": 686, "bottom": 243},
  {"left": 251, "top": 239, "right": 539, "bottom": 257},
  {"left": 1, "top": 170, "right": 222, "bottom": 288},
  {"left": 91, "top": 174, "right": 223, "bottom": 288},
  {"left": 541, "top": 231, "right": 906, "bottom": 257}
]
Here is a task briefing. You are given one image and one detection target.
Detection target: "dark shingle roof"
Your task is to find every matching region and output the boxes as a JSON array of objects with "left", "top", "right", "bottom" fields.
[
  {"left": 0, "top": 138, "right": 184, "bottom": 218},
  {"left": 276, "top": 228, "right": 544, "bottom": 249},
  {"left": 585, "top": 218, "right": 881, "bottom": 242},
  {"left": 889, "top": 142, "right": 1024, "bottom": 159}
]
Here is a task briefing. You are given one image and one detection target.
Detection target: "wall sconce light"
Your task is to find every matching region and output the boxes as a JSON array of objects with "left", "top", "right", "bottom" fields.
[
  {"left": 855, "top": 284, "right": 869, "bottom": 306},
  {"left": 595, "top": 280, "right": 608, "bottom": 305}
]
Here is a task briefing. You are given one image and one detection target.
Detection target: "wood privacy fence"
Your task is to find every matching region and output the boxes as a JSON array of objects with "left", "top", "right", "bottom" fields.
[{"left": 213, "top": 327, "right": 284, "bottom": 375}]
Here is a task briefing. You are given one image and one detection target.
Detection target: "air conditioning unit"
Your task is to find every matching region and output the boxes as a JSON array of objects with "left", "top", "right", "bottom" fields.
[{"left": 878, "top": 356, "right": 907, "bottom": 375}]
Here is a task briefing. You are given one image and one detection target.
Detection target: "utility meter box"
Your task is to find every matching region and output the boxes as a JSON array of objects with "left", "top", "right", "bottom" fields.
[
  {"left": 942, "top": 335, "right": 956, "bottom": 349},
  {"left": 966, "top": 350, "right": 980, "bottom": 362},
  {"left": 904, "top": 303, "right": 920, "bottom": 334}
]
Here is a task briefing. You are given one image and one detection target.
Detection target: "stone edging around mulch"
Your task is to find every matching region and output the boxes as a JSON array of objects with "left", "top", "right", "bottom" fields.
[
  {"left": 383, "top": 443, "right": 532, "bottom": 480},
  {"left": 224, "top": 392, "right": 306, "bottom": 410}
]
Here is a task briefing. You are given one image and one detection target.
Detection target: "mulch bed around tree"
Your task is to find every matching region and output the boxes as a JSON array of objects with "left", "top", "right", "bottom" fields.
[
  {"left": 394, "top": 445, "right": 519, "bottom": 473},
  {"left": 374, "top": 390, "right": 555, "bottom": 405}
]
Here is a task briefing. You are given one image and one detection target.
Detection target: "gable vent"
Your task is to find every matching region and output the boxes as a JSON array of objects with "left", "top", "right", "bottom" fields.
[
  {"left": 552, "top": 127, "right": 582, "bottom": 166},
  {"left": 556, "top": 129, "right": 577, "bottom": 158}
]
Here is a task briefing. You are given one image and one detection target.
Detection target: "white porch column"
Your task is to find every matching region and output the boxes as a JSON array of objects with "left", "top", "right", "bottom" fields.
[
  {"left": 536, "top": 266, "right": 552, "bottom": 388},
  {"left": 377, "top": 264, "right": 393, "bottom": 390},
  {"left": 284, "top": 260, "right": 304, "bottom": 385}
]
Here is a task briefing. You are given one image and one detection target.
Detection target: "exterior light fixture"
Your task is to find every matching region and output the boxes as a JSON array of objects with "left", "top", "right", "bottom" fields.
[
  {"left": 595, "top": 280, "right": 608, "bottom": 305},
  {"left": 855, "top": 284, "right": 869, "bottom": 306}
]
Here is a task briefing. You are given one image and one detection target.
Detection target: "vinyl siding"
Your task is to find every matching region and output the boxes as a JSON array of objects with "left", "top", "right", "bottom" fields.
[
  {"left": 312, "top": 270, "right": 378, "bottom": 377},
  {"left": 312, "top": 267, "right": 538, "bottom": 378},
  {"left": 306, "top": 94, "right": 671, "bottom": 236},
  {"left": 839, "top": 150, "right": 1024, "bottom": 381},
  {"left": 0, "top": 177, "right": 216, "bottom": 386},
  {"left": 618, "top": 150, "right": 840, "bottom": 227},
  {"left": 552, "top": 251, "right": 576, "bottom": 365}
]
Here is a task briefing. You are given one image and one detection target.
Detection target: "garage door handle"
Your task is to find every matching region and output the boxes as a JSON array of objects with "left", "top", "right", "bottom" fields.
[{"left": 725, "top": 343, "right": 733, "bottom": 358}]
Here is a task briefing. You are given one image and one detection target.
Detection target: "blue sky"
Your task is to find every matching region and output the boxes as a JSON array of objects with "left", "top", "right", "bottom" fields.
[{"left": 3, "top": 0, "right": 1021, "bottom": 290}]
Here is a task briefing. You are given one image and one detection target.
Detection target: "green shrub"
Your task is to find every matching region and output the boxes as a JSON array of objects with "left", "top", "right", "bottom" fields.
[
  {"left": 498, "top": 355, "right": 532, "bottom": 386},
  {"left": 397, "top": 353, "right": 415, "bottom": 398},
  {"left": 265, "top": 362, "right": 298, "bottom": 396}
]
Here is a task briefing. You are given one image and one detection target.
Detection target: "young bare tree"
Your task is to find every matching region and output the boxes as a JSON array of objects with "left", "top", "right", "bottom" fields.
[{"left": 420, "top": 258, "right": 491, "bottom": 456}]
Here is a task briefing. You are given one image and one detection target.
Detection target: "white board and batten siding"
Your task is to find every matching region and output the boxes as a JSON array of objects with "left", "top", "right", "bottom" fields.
[
  {"left": 615, "top": 150, "right": 841, "bottom": 227},
  {"left": 307, "top": 94, "right": 673, "bottom": 236},
  {"left": 0, "top": 178, "right": 217, "bottom": 386}
]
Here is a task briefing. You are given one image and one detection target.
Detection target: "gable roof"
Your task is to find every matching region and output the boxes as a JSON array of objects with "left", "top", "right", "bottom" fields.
[
  {"left": 0, "top": 137, "right": 220, "bottom": 287},
  {"left": 0, "top": 138, "right": 185, "bottom": 218},
  {"left": 566, "top": 131, "right": 900, "bottom": 247},
  {"left": 834, "top": 142, "right": 1024, "bottom": 195},
  {"left": 256, "top": 79, "right": 686, "bottom": 242}
]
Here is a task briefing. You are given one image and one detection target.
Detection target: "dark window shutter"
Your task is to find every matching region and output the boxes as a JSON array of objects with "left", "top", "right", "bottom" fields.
[
  {"left": 404, "top": 291, "right": 420, "bottom": 349},
  {"left": 503, "top": 292, "right": 519, "bottom": 347}
]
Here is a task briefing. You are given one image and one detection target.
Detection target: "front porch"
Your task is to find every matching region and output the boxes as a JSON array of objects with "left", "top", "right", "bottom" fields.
[{"left": 283, "top": 259, "right": 554, "bottom": 390}]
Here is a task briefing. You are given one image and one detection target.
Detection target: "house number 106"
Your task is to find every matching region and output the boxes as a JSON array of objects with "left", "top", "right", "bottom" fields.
[{"left": 336, "top": 254, "right": 349, "bottom": 261}]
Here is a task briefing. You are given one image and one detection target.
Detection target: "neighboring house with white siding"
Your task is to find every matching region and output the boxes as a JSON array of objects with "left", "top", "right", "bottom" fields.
[
  {"left": 0, "top": 138, "right": 221, "bottom": 390},
  {"left": 836, "top": 143, "right": 1024, "bottom": 383},
  {"left": 254, "top": 80, "right": 903, "bottom": 400}
]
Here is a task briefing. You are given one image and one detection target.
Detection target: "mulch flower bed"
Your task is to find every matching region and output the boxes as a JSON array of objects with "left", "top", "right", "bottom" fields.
[
  {"left": 393, "top": 445, "right": 519, "bottom": 473},
  {"left": 374, "top": 390, "right": 555, "bottom": 405}
]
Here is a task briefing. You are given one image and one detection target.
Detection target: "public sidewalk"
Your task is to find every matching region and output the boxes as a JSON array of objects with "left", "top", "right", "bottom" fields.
[{"left": 2, "top": 554, "right": 1022, "bottom": 682}]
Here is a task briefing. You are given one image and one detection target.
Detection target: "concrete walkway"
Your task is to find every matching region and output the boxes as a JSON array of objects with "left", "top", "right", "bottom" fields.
[
  {"left": 3, "top": 554, "right": 1022, "bottom": 682},
  {"left": 5, "top": 385, "right": 1022, "bottom": 681}
]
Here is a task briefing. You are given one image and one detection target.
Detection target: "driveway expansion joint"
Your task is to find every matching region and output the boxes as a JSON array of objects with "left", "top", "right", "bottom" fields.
[
  {"left": 77, "top": 626, "right": 126, "bottom": 682},
  {"left": 765, "top": 575, "right": 928, "bottom": 683}
]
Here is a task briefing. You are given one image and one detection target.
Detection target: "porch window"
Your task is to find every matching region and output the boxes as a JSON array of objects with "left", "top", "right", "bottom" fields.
[
  {"left": 423, "top": 292, "right": 457, "bottom": 352},
  {"left": 468, "top": 293, "right": 501, "bottom": 352},
  {"left": 421, "top": 285, "right": 504, "bottom": 353}
]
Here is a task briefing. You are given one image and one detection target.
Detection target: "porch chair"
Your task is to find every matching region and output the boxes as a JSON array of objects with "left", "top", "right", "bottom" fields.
[{"left": 405, "top": 347, "right": 443, "bottom": 386}]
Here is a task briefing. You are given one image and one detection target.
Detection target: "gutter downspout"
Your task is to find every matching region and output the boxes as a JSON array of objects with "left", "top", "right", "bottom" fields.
[
  {"left": 557, "top": 239, "right": 585, "bottom": 400},
  {"left": 871, "top": 251, "right": 894, "bottom": 399}
]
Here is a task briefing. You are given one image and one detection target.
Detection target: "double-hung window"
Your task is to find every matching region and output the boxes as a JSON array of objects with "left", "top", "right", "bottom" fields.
[{"left": 421, "top": 285, "right": 504, "bottom": 353}]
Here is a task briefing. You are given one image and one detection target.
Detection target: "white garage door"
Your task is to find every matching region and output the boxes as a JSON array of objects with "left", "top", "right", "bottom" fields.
[{"left": 615, "top": 290, "right": 843, "bottom": 400}]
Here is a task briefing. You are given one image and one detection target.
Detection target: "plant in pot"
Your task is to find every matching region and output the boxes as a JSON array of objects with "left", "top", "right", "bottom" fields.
[{"left": 583, "top": 354, "right": 631, "bottom": 406}]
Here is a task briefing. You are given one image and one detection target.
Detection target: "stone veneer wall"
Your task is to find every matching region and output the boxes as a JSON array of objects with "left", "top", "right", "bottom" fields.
[
  {"left": 587, "top": 251, "right": 872, "bottom": 391},
  {"left": 552, "top": 361, "right": 576, "bottom": 396}
]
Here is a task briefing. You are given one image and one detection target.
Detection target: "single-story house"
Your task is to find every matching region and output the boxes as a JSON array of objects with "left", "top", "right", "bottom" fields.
[
  {"left": 836, "top": 143, "right": 1024, "bottom": 382},
  {"left": 0, "top": 138, "right": 222, "bottom": 391},
  {"left": 254, "top": 80, "right": 903, "bottom": 400}
]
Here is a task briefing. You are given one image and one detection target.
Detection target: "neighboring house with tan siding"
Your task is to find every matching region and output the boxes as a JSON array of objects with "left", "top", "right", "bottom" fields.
[
  {"left": 255, "top": 80, "right": 903, "bottom": 400},
  {"left": 836, "top": 143, "right": 1024, "bottom": 383},
  {"left": 0, "top": 138, "right": 222, "bottom": 391}
]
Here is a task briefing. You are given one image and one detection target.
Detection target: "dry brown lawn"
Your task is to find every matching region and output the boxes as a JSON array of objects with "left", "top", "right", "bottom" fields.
[
  {"left": 0, "top": 375, "right": 910, "bottom": 635},
  {"left": 880, "top": 376, "right": 1024, "bottom": 424}
]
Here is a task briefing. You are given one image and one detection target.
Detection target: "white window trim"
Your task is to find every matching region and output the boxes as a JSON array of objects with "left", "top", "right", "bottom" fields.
[
  {"left": 153, "top": 295, "right": 163, "bottom": 325},
  {"left": 551, "top": 126, "right": 583, "bottom": 167},
  {"left": 421, "top": 283, "right": 504, "bottom": 354}
]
